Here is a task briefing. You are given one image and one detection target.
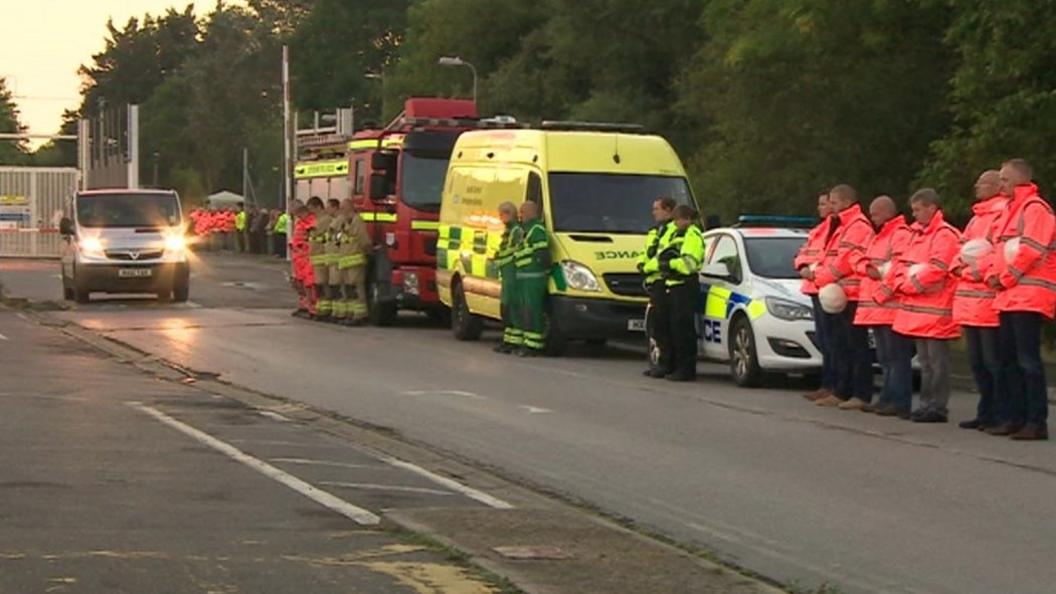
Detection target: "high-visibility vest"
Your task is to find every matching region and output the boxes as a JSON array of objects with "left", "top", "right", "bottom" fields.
[
  {"left": 890, "top": 211, "right": 962, "bottom": 339},
  {"left": 639, "top": 220, "right": 676, "bottom": 286},
  {"left": 235, "top": 211, "right": 247, "bottom": 231},
  {"left": 274, "top": 212, "right": 289, "bottom": 234},
  {"left": 991, "top": 183, "right": 1056, "bottom": 318},
  {"left": 951, "top": 194, "right": 1007, "bottom": 327},
  {"left": 514, "top": 220, "right": 550, "bottom": 275},
  {"left": 814, "top": 203, "right": 874, "bottom": 301},
  {"left": 854, "top": 216, "right": 910, "bottom": 326},
  {"left": 660, "top": 224, "right": 705, "bottom": 287},
  {"left": 794, "top": 217, "right": 833, "bottom": 296}
]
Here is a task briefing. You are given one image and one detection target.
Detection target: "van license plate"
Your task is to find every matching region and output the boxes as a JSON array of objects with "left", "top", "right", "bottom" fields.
[
  {"left": 628, "top": 319, "right": 645, "bottom": 331},
  {"left": 118, "top": 268, "right": 152, "bottom": 278}
]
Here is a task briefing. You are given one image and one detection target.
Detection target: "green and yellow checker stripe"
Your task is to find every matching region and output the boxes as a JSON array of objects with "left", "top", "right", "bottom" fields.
[{"left": 437, "top": 224, "right": 503, "bottom": 279}]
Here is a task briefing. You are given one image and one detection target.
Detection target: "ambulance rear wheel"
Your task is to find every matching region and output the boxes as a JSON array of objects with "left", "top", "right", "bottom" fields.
[
  {"left": 451, "top": 280, "right": 483, "bottom": 341},
  {"left": 368, "top": 280, "right": 397, "bottom": 326},
  {"left": 730, "top": 316, "right": 763, "bottom": 387}
]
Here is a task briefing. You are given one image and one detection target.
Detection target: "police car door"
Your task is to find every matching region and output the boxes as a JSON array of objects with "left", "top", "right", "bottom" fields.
[{"left": 699, "top": 233, "right": 745, "bottom": 361}]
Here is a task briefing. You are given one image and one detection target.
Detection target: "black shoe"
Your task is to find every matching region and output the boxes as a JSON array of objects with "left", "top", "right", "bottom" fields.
[
  {"left": 912, "top": 410, "right": 948, "bottom": 423},
  {"left": 959, "top": 419, "right": 984, "bottom": 430},
  {"left": 494, "top": 344, "right": 512, "bottom": 354},
  {"left": 517, "top": 348, "right": 542, "bottom": 358},
  {"left": 665, "top": 372, "right": 695, "bottom": 382},
  {"left": 642, "top": 369, "right": 668, "bottom": 379}
]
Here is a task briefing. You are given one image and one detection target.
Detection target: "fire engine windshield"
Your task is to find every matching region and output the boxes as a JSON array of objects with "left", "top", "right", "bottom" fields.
[
  {"left": 548, "top": 173, "right": 693, "bottom": 234},
  {"left": 401, "top": 153, "right": 448, "bottom": 213},
  {"left": 76, "top": 193, "right": 181, "bottom": 228}
]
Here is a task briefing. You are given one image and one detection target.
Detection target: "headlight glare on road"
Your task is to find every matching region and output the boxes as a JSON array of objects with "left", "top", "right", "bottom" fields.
[
  {"left": 78, "top": 235, "right": 105, "bottom": 258},
  {"left": 561, "top": 260, "right": 601, "bottom": 292},
  {"left": 764, "top": 296, "right": 812, "bottom": 321}
]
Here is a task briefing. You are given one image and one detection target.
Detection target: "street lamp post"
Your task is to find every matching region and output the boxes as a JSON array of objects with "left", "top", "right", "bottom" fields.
[
  {"left": 437, "top": 56, "right": 478, "bottom": 106},
  {"left": 364, "top": 72, "right": 384, "bottom": 120}
]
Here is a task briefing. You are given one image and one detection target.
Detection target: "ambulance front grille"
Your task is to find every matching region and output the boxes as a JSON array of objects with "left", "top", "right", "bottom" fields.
[{"left": 603, "top": 273, "right": 647, "bottom": 298}]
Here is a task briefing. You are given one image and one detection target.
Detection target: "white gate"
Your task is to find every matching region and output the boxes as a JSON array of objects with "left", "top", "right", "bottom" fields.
[{"left": 0, "top": 167, "right": 79, "bottom": 258}]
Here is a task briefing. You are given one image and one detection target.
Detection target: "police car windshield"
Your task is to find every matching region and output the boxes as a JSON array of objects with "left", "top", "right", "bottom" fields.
[
  {"left": 76, "top": 193, "right": 181, "bottom": 228},
  {"left": 743, "top": 237, "right": 804, "bottom": 279},
  {"left": 548, "top": 173, "right": 692, "bottom": 234},
  {"left": 401, "top": 153, "right": 448, "bottom": 213}
]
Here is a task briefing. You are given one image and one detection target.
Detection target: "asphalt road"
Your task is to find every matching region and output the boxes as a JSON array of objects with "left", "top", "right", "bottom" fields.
[{"left": 5, "top": 253, "right": 1056, "bottom": 594}]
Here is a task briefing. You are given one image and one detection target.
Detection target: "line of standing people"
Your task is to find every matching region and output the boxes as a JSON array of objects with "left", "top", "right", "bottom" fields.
[
  {"left": 797, "top": 159, "right": 1055, "bottom": 440},
  {"left": 493, "top": 200, "right": 551, "bottom": 357}
]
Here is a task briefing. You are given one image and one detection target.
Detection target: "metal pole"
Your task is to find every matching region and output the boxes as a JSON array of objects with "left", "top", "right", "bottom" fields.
[
  {"left": 282, "top": 45, "right": 292, "bottom": 263},
  {"left": 242, "top": 147, "right": 249, "bottom": 204},
  {"left": 468, "top": 63, "right": 478, "bottom": 107},
  {"left": 127, "top": 104, "right": 139, "bottom": 189}
]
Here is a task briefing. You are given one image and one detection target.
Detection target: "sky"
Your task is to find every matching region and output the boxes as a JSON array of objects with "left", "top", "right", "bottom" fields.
[{"left": 2, "top": 0, "right": 240, "bottom": 148}]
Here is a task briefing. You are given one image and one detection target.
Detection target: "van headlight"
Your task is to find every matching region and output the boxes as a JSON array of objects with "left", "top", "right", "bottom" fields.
[
  {"left": 764, "top": 296, "right": 812, "bottom": 321},
  {"left": 78, "top": 236, "right": 106, "bottom": 258},
  {"left": 164, "top": 233, "right": 187, "bottom": 256},
  {"left": 561, "top": 260, "right": 601, "bottom": 292}
]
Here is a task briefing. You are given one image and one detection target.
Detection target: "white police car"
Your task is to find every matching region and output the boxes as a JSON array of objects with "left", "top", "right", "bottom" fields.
[{"left": 697, "top": 217, "right": 821, "bottom": 386}]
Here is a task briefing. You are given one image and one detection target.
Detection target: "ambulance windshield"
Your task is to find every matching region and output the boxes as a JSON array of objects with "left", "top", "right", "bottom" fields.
[
  {"left": 743, "top": 237, "right": 805, "bottom": 279},
  {"left": 548, "top": 173, "right": 693, "bottom": 234},
  {"left": 401, "top": 153, "right": 448, "bottom": 212}
]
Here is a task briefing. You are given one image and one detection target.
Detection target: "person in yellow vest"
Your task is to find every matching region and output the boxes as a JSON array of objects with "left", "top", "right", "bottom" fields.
[
  {"left": 336, "top": 199, "right": 372, "bottom": 326},
  {"left": 324, "top": 198, "right": 345, "bottom": 321},
  {"left": 234, "top": 203, "right": 247, "bottom": 253},
  {"left": 657, "top": 205, "right": 706, "bottom": 381},
  {"left": 307, "top": 197, "right": 333, "bottom": 319}
]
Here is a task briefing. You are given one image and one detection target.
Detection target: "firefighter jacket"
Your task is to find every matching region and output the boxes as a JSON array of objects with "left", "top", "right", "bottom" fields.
[
  {"left": 308, "top": 212, "right": 332, "bottom": 266},
  {"left": 853, "top": 216, "right": 910, "bottom": 326},
  {"left": 951, "top": 194, "right": 1007, "bottom": 327},
  {"left": 989, "top": 183, "right": 1056, "bottom": 318},
  {"left": 888, "top": 211, "right": 962, "bottom": 339},
  {"left": 325, "top": 214, "right": 345, "bottom": 266},
  {"left": 337, "top": 212, "right": 370, "bottom": 269},
  {"left": 659, "top": 224, "right": 705, "bottom": 287},
  {"left": 638, "top": 220, "right": 676, "bottom": 286},
  {"left": 813, "top": 204, "right": 874, "bottom": 301},
  {"left": 794, "top": 217, "right": 834, "bottom": 296},
  {"left": 514, "top": 219, "right": 550, "bottom": 277}
]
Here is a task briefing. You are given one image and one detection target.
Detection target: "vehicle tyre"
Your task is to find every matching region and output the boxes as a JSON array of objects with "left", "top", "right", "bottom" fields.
[
  {"left": 427, "top": 306, "right": 451, "bottom": 327},
  {"left": 543, "top": 311, "right": 567, "bottom": 357},
  {"left": 729, "top": 315, "right": 763, "bottom": 387},
  {"left": 451, "top": 279, "right": 483, "bottom": 341},
  {"left": 173, "top": 275, "right": 190, "bottom": 303},
  {"left": 368, "top": 279, "right": 397, "bottom": 326},
  {"left": 72, "top": 267, "right": 90, "bottom": 304}
]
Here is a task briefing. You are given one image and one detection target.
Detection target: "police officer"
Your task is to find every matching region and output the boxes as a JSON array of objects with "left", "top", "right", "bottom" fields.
[
  {"left": 514, "top": 200, "right": 550, "bottom": 356},
  {"left": 658, "top": 205, "right": 705, "bottom": 381},
  {"left": 336, "top": 199, "right": 371, "bottom": 326},
  {"left": 639, "top": 197, "right": 677, "bottom": 377},
  {"left": 493, "top": 202, "right": 524, "bottom": 353},
  {"left": 306, "top": 197, "right": 333, "bottom": 319}
]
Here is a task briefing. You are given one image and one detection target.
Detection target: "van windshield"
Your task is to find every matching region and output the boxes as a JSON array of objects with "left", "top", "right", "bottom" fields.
[
  {"left": 77, "top": 193, "right": 181, "bottom": 228},
  {"left": 401, "top": 153, "right": 448, "bottom": 213},
  {"left": 548, "top": 173, "right": 693, "bottom": 234}
]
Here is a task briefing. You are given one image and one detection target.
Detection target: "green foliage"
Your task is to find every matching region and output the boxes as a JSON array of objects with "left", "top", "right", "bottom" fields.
[{"left": 0, "top": 78, "right": 29, "bottom": 164}]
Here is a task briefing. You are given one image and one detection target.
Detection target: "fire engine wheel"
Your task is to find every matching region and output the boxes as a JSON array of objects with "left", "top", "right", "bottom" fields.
[
  {"left": 367, "top": 280, "right": 397, "bottom": 327},
  {"left": 451, "top": 280, "right": 483, "bottom": 341}
]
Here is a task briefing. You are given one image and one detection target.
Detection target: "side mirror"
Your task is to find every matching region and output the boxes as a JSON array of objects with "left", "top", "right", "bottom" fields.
[
  {"left": 368, "top": 173, "right": 390, "bottom": 201},
  {"left": 700, "top": 262, "right": 731, "bottom": 280},
  {"left": 59, "top": 217, "right": 74, "bottom": 236},
  {"left": 371, "top": 151, "right": 396, "bottom": 172}
]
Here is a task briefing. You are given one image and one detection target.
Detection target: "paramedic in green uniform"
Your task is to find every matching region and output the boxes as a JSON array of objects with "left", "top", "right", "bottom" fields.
[
  {"left": 514, "top": 200, "right": 550, "bottom": 357},
  {"left": 493, "top": 202, "right": 524, "bottom": 353}
]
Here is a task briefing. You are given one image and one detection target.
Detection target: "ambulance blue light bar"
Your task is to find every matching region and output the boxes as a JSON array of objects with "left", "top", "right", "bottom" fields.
[{"left": 735, "top": 215, "right": 817, "bottom": 228}]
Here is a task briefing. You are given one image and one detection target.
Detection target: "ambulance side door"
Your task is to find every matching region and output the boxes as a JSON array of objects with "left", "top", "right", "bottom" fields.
[{"left": 699, "top": 233, "right": 745, "bottom": 360}]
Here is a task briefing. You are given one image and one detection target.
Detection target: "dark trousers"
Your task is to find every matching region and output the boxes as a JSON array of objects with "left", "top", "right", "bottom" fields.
[
  {"left": 275, "top": 233, "right": 287, "bottom": 257},
  {"left": 999, "top": 312, "right": 1049, "bottom": 428},
  {"left": 811, "top": 295, "right": 835, "bottom": 390},
  {"left": 828, "top": 302, "right": 873, "bottom": 401},
  {"left": 873, "top": 325, "right": 895, "bottom": 407},
  {"left": 963, "top": 326, "right": 1004, "bottom": 425},
  {"left": 886, "top": 330, "right": 916, "bottom": 412},
  {"left": 667, "top": 279, "right": 699, "bottom": 377},
  {"left": 648, "top": 281, "right": 674, "bottom": 373}
]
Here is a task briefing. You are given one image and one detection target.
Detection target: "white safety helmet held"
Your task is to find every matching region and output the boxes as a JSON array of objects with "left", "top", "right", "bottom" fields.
[
  {"left": 878, "top": 261, "right": 892, "bottom": 278},
  {"left": 819, "top": 283, "right": 848, "bottom": 314},
  {"left": 908, "top": 263, "right": 925, "bottom": 279},
  {"left": 1004, "top": 237, "right": 1021, "bottom": 262},
  {"left": 961, "top": 238, "right": 993, "bottom": 262}
]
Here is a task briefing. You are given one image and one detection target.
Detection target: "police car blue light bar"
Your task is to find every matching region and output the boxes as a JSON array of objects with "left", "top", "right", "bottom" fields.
[{"left": 735, "top": 215, "right": 817, "bottom": 228}]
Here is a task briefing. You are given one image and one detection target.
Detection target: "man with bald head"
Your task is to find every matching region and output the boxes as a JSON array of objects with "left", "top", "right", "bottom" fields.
[
  {"left": 950, "top": 170, "right": 1007, "bottom": 430},
  {"left": 851, "top": 195, "right": 911, "bottom": 412}
]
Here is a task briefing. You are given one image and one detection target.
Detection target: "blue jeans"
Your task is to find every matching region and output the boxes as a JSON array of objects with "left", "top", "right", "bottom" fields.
[
  {"left": 873, "top": 325, "right": 895, "bottom": 407},
  {"left": 886, "top": 330, "right": 916, "bottom": 412},
  {"left": 811, "top": 295, "right": 835, "bottom": 390},
  {"left": 828, "top": 302, "right": 873, "bottom": 401},
  {"left": 999, "top": 312, "right": 1049, "bottom": 428},
  {"left": 963, "top": 326, "right": 1004, "bottom": 425}
]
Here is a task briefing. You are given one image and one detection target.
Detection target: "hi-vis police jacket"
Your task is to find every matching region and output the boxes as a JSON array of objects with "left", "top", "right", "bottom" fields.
[
  {"left": 638, "top": 220, "right": 676, "bottom": 286},
  {"left": 658, "top": 224, "right": 705, "bottom": 286}
]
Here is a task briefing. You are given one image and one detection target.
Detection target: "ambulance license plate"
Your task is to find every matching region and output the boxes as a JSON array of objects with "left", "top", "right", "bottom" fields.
[
  {"left": 118, "top": 268, "right": 152, "bottom": 278},
  {"left": 628, "top": 319, "right": 645, "bottom": 332}
]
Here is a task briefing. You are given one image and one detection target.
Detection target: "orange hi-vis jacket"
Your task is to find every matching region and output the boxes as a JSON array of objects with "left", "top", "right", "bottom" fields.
[
  {"left": 222, "top": 211, "right": 237, "bottom": 233},
  {"left": 291, "top": 212, "right": 316, "bottom": 284},
  {"left": 794, "top": 217, "right": 833, "bottom": 296},
  {"left": 886, "top": 211, "right": 962, "bottom": 339},
  {"left": 990, "top": 183, "right": 1056, "bottom": 318},
  {"left": 853, "top": 216, "right": 910, "bottom": 326},
  {"left": 813, "top": 203, "right": 874, "bottom": 301},
  {"left": 951, "top": 194, "right": 1007, "bottom": 328}
]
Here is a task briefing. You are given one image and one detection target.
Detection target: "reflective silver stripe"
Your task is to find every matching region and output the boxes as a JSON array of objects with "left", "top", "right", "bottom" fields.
[
  {"left": 928, "top": 258, "right": 949, "bottom": 271},
  {"left": 1010, "top": 266, "right": 1024, "bottom": 281},
  {"left": 827, "top": 264, "right": 844, "bottom": 280},
  {"left": 1021, "top": 236, "right": 1048, "bottom": 253},
  {"left": 858, "top": 299, "right": 896, "bottom": 309},
  {"left": 901, "top": 303, "right": 953, "bottom": 316},
  {"left": 969, "top": 261, "right": 981, "bottom": 282},
  {"left": 911, "top": 276, "right": 926, "bottom": 293},
  {"left": 956, "top": 289, "right": 997, "bottom": 299},
  {"left": 1020, "top": 277, "right": 1056, "bottom": 292},
  {"left": 840, "top": 278, "right": 861, "bottom": 287}
]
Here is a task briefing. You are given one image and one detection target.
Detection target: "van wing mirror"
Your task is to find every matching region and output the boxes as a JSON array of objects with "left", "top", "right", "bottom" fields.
[
  {"left": 368, "top": 173, "right": 390, "bottom": 201},
  {"left": 59, "top": 217, "right": 74, "bottom": 236},
  {"left": 700, "top": 262, "right": 731, "bottom": 280}
]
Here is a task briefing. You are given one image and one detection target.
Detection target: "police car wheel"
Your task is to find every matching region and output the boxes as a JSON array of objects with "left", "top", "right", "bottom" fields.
[{"left": 729, "top": 316, "right": 763, "bottom": 387}]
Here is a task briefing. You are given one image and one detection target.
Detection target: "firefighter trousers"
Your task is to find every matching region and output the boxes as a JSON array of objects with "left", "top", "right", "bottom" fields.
[{"left": 340, "top": 265, "right": 368, "bottom": 321}]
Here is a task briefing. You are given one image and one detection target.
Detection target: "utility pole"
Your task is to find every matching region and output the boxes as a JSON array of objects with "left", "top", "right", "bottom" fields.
[
  {"left": 282, "top": 44, "right": 292, "bottom": 262},
  {"left": 242, "top": 147, "right": 249, "bottom": 205}
]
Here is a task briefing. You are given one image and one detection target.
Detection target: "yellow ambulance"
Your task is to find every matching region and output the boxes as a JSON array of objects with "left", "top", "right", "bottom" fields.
[{"left": 436, "top": 122, "right": 698, "bottom": 353}]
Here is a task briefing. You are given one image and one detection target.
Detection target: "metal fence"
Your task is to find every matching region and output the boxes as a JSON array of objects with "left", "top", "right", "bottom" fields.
[{"left": 0, "top": 167, "right": 79, "bottom": 258}]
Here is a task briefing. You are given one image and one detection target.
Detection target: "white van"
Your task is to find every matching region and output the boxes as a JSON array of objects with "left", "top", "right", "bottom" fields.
[{"left": 59, "top": 189, "right": 190, "bottom": 303}]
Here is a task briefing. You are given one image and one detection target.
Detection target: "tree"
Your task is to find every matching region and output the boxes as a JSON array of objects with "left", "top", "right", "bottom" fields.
[{"left": 0, "top": 77, "right": 29, "bottom": 164}]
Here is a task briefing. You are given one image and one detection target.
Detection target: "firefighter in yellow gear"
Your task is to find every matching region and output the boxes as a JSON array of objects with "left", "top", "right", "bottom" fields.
[
  {"left": 323, "top": 199, "right": 345, "bottom": 321},
  {"left": 306, "top": 196, "right": 334, "bottom": 319},
  {"left": 336, "top": 199, "right": 371, "bottom": 325}
]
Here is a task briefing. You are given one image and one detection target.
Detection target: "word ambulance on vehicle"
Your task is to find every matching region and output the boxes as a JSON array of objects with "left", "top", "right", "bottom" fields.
[
  {"left": 437, "top": 122, "right": 698, "bottom": 354},
  {"left": 696, "top": 218, "right": 822, "bottom": 386},
  {"left": 295, "top": 98, "right": 519, "bottom": 325}
]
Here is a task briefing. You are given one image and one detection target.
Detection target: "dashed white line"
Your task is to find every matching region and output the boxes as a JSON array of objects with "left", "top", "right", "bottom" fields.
[
  {"left": 401, "top": 389, "right": 485, "bottom": 400},
  {"left": 378, "top": 456, "right": 514, "bottom": 510},
  {"left": 270, "top": 458, "right": 379, "bottom": 470},
  {"left": 129, "top": 403, "right": 381, "bottom": 525},
  {"left": 320, "top": 481, "right": 454, "bottom": 496},
  {"left": 0, "top": 332, "right": 8, "bottom": 341},
  {"left": 257, "top": 410, "right": 289, "bottom": 422},
  {"left": 518, "top": 405, "right": 553, "bottom": 414}
]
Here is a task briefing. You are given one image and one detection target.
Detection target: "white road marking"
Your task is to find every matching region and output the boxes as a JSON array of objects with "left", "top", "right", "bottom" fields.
[
  {"left": 270, "top": 458, "right": 379, "bottom": 470},
  {"left": 257, "top": 410, "right": 289, "bottom": 422},
  {"left": 378, "top": 456, "right": 514, "bottom": 510},
  {"left": 129, "top": 403, "right": 381, "bottom": 525},
  {"left": 16, "top": 313, "right": 28, "bottom": 321},
  {"left": 518, "top": 405, "right": 553, "bottom": 414},
  {"left": 401, "top": 389, "right": 485, "bottom": 400},
  {"left": 319, "top": 481, "right": 454, "bottom": 496},
  {"left": 0, "top": 332, "right": 8, "bottom": 341}
]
